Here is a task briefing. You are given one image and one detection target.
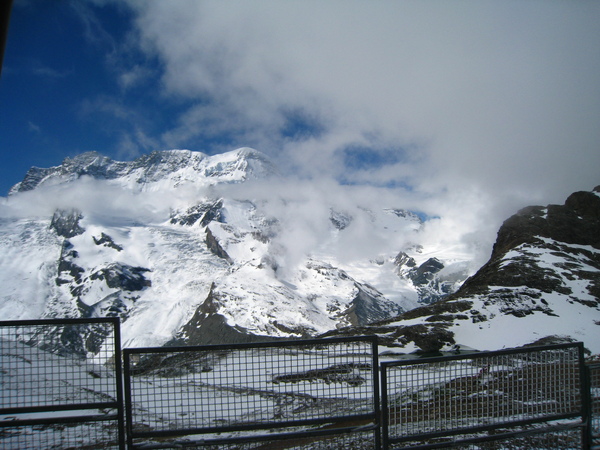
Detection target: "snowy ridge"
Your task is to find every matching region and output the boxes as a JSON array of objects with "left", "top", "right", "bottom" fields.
[{"left": 9, "top": 147, "right": 277, "bottom": 194}]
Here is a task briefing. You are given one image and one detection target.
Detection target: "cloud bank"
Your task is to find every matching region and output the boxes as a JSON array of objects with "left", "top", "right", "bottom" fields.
[
  {"left": 8, "top": 1, "right": 597, "bottom": 269},
  {"left": 112, "top": 1, "right": 600, "bottom": 201}
]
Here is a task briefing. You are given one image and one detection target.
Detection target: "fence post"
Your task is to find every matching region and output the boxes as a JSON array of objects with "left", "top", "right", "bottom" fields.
[
  {"left": 122, "top": 348, "right": 134, "bottom": 449},
  {"left": 380, "top": 364, "right": 389, "bottom": 450},
  {"left": 582, "top": 363, "right": 593, "bottom": 450},
  {"left": 113, "top": 319, "right": 126, "bottom": 450},
  {"left": 372, "top": 338, "right": 382, "bottom": 450}
]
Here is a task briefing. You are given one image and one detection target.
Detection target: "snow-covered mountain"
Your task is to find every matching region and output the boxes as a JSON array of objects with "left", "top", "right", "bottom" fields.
[
  {"left": 0, "top": 148, "right": 472, "bottom": 349},
  {"left": 9, "top": 148, "right": 276, "bottom": 194},
  {"left": 327, "top": 187, "right": 600, "bottom": 357}
]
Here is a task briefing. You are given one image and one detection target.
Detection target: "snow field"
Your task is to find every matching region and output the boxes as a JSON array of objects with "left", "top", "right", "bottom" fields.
[{"left": 0, "top": 219, "right": 62, "bottom": 319}]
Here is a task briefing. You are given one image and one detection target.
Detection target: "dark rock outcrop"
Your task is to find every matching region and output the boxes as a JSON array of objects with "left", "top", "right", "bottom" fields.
[
  {"left": 56, "top": 240, "right": 85, "bottom": 287},
  {"left": 329, "top": 209, "right": 353, "bottom": 230},
  {"left": 395, "top": 252, "right": 467, "bottom": 304},
  {"left": 459, "top": 187, "right": 600, "bottom": 299},
  {"left": 492, "top": 188, "right": 600, "bottom": 258},
  {"left": 93, "top": 233, "right": 123, "bottom": 251},
  {"left": 394, "top": 251, "right": 417, "bottom": 269},
  {"left": 89, "top": 263, "right": 151, "bottom": 291},
  {"left": 50, "top": 209, "right": 85, "bottom": 238},
  {"left": 172, "top": 283, "right": 283, "bottom": 346},
  {"left": 170, "top": 199, "right": 224, "bottom": 227},
  {"left": 340, "top": 282, "right": 404, "bottom": 327},
  {"left": 205, "top": 226, "right": 233, "bottom": 263}
]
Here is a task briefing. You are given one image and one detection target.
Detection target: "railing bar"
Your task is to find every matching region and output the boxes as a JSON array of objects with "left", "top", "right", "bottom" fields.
[
  {"left": 0, "top": 402, "right": 119, "bottom": 415},
  {"left": 390, "top": 413, "right": 583, "bottom": 443},
  {"left": 131, "top": 423, "right": 379, "bottom": 448},
  {"left": 123, "top": 334, "right": 379, "bottom": 355},
  {"left": 0, "top": 414, "right": 121, "bottom": 428},
  {"left": 388, "top": 420, "right": 586, "bottom": 449},
  {"left": 380, "top": 342, "right": 584, "bottom": 369},
  {"left": 129, "top": 413, "right": 377, "bottom": 439},
  {"left": 0, "top": 317, "right": 120, "bottom": 327},
  {"left": 111, "top": 313, "right": 126, "bottom": 450},
  {"left": 381, "top": 364, "right": 390, "bottom": 450}
]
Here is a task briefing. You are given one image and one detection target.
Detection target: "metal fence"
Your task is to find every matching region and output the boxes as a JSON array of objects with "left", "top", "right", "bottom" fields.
[
  {"left": 2, "top": 318, "right": 598, "bottom": 449},
  {"left": 123, "top": 335, "right": 380, "bottom": 449},
  {"left": 589, "top": 363, "right": 600, "bottom": 449},
  {"left": 381, "top": 343, "right": 588, "bottom": 449},
  {"left": 0, "top": 317, "right": 125, "bottom": 449}
]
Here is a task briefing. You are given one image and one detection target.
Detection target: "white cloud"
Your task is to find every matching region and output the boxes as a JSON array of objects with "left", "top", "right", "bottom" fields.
[
  {"left": 27, "top": 121, "right": 41, "bottom": 133},
  {"left": 96, "top": 0, "right": 600, "bottom": 256},
  {"left": 32, "top": 64, "right": 70, "bottom": 79}
]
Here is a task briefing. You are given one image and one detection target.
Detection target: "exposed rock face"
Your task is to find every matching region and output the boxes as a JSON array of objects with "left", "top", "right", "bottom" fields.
[
  {"left": 493, "top": 188, "right": 600, "bottom": 255},
  {"left": 173, "top": 260, "right": 405, "bottom": 346},
  {"left": 50, "top": 209, "right": 85, "bottom": 238},
  {"left": 333, "top": 187, "right": 600, "bottom": 356},
  {"left": 395, "top": 253, "right": 468, "bottom": 305},
  {"left": 171, "top": 284, "right": 284, "bottom": 346},
  {"left": 53, "top": 227, "right": 152, "bottom": 321},
  {"left": 56, "top": 240, "right": 85, "bottom": 288},
  {"left": 329, "top": 209, "right": 353, "bottom": 230},
  {"left": 459, "top": 187, "right": 600, "bottom": 299},
  {"left": 170, "top": 199, "right": 224, "bottom": 227},
  {"left": 93, "top": 233, "right": 123, "bottom": 251},
  {"left": 394, "top": 252, "right": 417, "bottom": 269},
  {"left": 411, "top": 257, "right": 444, "bottom": 285},
  {"left": 343, "top": 282, "right": 399, "bottom": 327},
  {"left": 205, "top": 226, "right": 233, "bottom": 263},
  {"left": 89, "top": 264, "right": 151, "bottom": 292}
]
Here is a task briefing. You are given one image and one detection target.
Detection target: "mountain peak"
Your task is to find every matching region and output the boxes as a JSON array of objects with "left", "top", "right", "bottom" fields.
[{"left": 9, "top": 148, "right": 276, "bottom": 194}]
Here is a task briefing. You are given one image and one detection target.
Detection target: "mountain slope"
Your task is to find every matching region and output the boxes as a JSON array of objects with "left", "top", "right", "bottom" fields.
[
  {"left": 0, "top": 148, "right": 473, "bottom": 349},
  {"left": 327, "top": 186, "right": 600, "bottom": 356}
]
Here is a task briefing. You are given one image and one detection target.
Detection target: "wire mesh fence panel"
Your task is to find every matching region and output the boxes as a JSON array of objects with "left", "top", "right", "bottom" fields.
[
  {"left": 123, "top": 336, "right": 379, "bottom": 448},
  {"left": 0, "top": 318, "right": 125, "bottom": 449},
  {"left": 381, "top": 343, "right": 586, "bottom": 449},
  {"left": 590, "top": 363, "right": 600, "bottom": 448}
]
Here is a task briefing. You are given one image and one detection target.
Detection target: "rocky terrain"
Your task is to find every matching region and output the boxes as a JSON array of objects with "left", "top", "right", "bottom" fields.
[{"left": 325, "top": 186, "right": 600, "bottom": 357}]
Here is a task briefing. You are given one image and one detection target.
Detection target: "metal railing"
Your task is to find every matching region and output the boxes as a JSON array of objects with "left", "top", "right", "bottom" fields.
[
  {"left": 123, "top": 335, "right": 380, "bottom": 448},
  {"left": 381, "top": 342, "right": 588, "bottom": 449},
  {"left": 2, "top": 317, "right": 597, "bottom": 449},
  {"left": 0, "top": 317, "right": 125, "bottom": 449}
]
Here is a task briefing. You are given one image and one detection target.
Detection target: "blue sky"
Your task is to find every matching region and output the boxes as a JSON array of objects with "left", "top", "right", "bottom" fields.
[
  {"left": 1, "top": 2, "right": 162, "bottom": 195},
  {"left": 1, "top": 0, "right": 600, "bottom": 229}
]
